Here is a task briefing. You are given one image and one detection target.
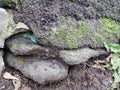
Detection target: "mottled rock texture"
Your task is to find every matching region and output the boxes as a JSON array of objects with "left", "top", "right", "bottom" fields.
[
  {"left": 6, "top": 33, "right": 49, "bottom": 56},
  {"left": 59, "top": 48, "right": 106, "bottom": 65},
  {"left": 0, "top": 50, "right": 4, "bottom": 76},
  {"left": 5, "top": 53, "right": 69, "bottom": 84},
  {"left": 0, "top": 8, "right": 8, "bottom": 48},
  {"left": 14, "top": 0, "right": 120, "bottom": 49},
  {"left": 2, "top": 0, "right": 120, "bottom": 85}
]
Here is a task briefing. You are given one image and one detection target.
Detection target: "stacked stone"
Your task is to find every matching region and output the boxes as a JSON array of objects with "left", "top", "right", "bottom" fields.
[
  {"left": 0, "top": 9, "right": 106, "bottom": 83},
  {"left": 0, "top": 0, "right": 120, "bottom": 84}
]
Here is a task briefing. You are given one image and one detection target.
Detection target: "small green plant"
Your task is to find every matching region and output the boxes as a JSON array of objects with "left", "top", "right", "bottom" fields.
[
  {"left": 104, "top": 42, "right": 120, "bottom": 90},
  {"left": 23, "top": 33, "right": 37, "bottom": 43}
]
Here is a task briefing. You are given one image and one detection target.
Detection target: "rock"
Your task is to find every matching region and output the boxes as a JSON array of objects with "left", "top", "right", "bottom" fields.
[
  {"left": 0, "top": 8, "right": 8, "bottom": 48},
  {"left": 0, "top": 50, "right": 4, "bottom": 76},
  {"left": 90, "top": 0, "right": 120, "bottom": 20},
  {"left": 39, "top": 18, "right": 120, "bottom": 49},
  {"left": 14, "top": 0, "right": 120, "bottom": 23},
  {"left": 5, "top": 53, "right": 68, "bottom": 84},
  {"left": 6, "top": 33, "right": 49, "bottom": 56},
  {"left": 59, "top": 48, "right": 106, "bottom": 65},
  {"left": 0, "top": 8, "right": 30, "bottom": 48},
  {"left": 14, "top": 0, "right": 120, "bottom": 49},
  {"left": 37, "top": 19, "right": 120, "bottom": 49},
  {"left": 14, "top": 22, "right": 30, "bottom": 34}
]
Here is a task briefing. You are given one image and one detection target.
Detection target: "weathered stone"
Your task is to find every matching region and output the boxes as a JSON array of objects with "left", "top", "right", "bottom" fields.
[
  {"left": 0, "top": 8, "right": 8, "bottom": 48},
  {"left": 5, "top": 53, "right": 68, "bottom": 84},
  {"left": 59, "top": 48, "right": 106, "bottom": 65},
  {"left": 6, "top": 33, "right": 49, "bottom": 56},
  {"left": 0, "top": 8, "right": 30, "bottom": 48},
  {"left": 13, "top": 22, "right": 30, "bottom": 34},
  {"left": 38, "top": 19, "right": 120, "bottom": 49},
  {"left": 14, "top": 0, "right": 120, "bottom": 23},
  {"left": 14, "top": 0, "right": 120, "bottom": 49},
  {"left": 0, "top": 50, "right": 4, "bottom": 76}
]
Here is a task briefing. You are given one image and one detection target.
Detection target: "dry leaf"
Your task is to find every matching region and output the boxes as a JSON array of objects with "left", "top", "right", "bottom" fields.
[
  {"left": 106, "top": 53, "right": 113, "bottom": 62},
  {"left": 94, "top": 60, "right": 107, "bottom": 64},
  {"left": 3, "top": 72, "right": 19, "bottom": 80},
  {"left": 12, "top": 74, "right": 21, "bottom": 90},
  {"left": 13, "top": 79, "right": 21, "bottom": 90},
  {"left": 92, "top": 64, "right": 108, "bottom": 69}
]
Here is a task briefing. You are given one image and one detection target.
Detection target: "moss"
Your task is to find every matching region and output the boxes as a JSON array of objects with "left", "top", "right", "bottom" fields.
[
  {"left": 93, "top": 31, "right": 105, "bottom": 46},
  {"left": 94, "top": 32, "right": 103, "bottom": 41},
  {"left": 102, "top": 18, "right": 120, "bottom": 30},
  {"left": 101, "top": 18, "right": 120, "bottom": 38},
  {"left": 93, "top": 18, "right": 120, "bottom": 44},
  {"left": 57, "top": 21, "right": 88, "bottom": 48}
]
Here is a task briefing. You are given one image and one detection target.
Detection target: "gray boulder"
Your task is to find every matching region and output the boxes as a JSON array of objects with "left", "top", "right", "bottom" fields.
[
  {"left": 0, "top": 50, "right": 4, "bottom": 76},
  {"left": 0, "top": 8, "right": 29, "bottom": 48},
  {"left": 0, "top": 8, "right": 8, "bottom": 48},
  {"left": 6, "top": 34, "right": 49, "bottom": 56},
  {"left": 5, "top": 53, "right": 68, "bottom": 84},
  {"left": 14, "top": 0, "right": 120, "bottom": 49},
  {"left": 59, "top": 48, "right": 106, "bottom": 65}
]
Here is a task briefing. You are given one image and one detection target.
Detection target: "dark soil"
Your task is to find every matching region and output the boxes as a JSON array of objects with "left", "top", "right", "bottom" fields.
[{"left": 0, "top": 58, "right": 116, "bottom": 90}]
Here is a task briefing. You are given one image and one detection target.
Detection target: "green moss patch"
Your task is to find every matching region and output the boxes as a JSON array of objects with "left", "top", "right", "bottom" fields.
[
  {"left": 101, "top": 18, "right": 120, "bottom": 38},
  {"left": 57, "top": 21, "right": 88, "bottom": 49},
  {"left": 93, "top": 18, "right": 120, "bottom": 45}
]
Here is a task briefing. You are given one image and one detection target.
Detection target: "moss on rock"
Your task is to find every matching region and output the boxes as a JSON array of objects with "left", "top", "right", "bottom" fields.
[
  {"left": 57, "top": 21, "right": 88, "bottom": 48},
  {"left": 101, "top": 18, "right": 120, "bottom": 38},
  {"left": 93, "top": 18, "right": 120, "bottom": 46},
  {"left": 38, "top": 17, "right": 120, "bottom": 49}
]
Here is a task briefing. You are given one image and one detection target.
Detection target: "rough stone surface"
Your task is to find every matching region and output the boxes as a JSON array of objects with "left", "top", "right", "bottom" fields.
[
  {"left": 14, "top": 0, "right": 120, "bottom": 23},
  {"left": 0, "top": 8, "right": 8, "bottom": 48},
  {"left": 0, "top": 50, "right": 4, "bottom": 76},
  {"left": 0, "top": 8, "right": 30, "bottom": 49},
  {"left": 5, "top": 52, "right": 68, "bottom": 84},
  {"left": 37, "top": 19, "right": 120, "bottom": 49},
  {"left": 13, "top": 0, "right": 120, "bottom": 49},
  {"left": 6, "top": 33, "right": 50, "bottom": 56},
  {"left": 59, "top": 48, "right": 106, "bottom": 65}
]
